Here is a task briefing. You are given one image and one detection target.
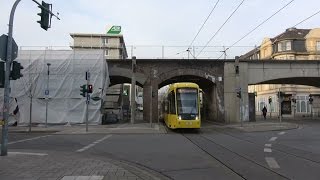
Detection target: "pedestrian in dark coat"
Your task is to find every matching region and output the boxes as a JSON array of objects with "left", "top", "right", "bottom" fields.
[{"left": 262, "top": 106, "right": 267, "bottom": 120}]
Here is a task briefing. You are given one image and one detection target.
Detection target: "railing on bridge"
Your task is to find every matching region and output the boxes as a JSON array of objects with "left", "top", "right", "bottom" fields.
[{"left": 18, "top": 45, "right": 320, "bottom": 60}]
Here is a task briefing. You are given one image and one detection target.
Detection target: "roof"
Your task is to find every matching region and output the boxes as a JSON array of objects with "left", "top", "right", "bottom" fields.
[
  {"left": 239, "top": 46, "right": 260, "bottom": 60},
  {"left": 272, "top": 28, "right": 310, "bottom": 42},
  {"left": 240, "top": 28, "right": 312, "bottom": 59}
]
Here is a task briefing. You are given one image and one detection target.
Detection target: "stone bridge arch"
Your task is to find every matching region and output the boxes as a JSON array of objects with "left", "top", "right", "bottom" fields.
[{"left": 144, "top": 67, "right": 225, "bottom": 123}]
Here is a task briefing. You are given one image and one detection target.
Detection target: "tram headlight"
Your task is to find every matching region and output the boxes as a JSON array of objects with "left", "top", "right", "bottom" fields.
[
  {"left": 178, "top": 115, "right": 182, "bottom": 120},
  {"left": 196, "top": 115, "right": 199, "bottom": 120}
]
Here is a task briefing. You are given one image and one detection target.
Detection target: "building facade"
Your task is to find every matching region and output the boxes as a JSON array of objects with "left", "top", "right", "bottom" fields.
[
  {"left": 70, "top": 33, "right": 128, "bottom": 59},
  {"left": 241, "top": 27, "right": 320, "bottom": 118},
  {"left": 70, "top": 33, "right": 129, "bottom": 123}
]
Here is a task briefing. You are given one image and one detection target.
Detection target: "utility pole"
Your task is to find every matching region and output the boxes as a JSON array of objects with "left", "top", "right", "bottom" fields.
[
  {"left": 1, "top": 0, "right": 21, "bottom": 156},
  {"left": 235, "top": 57, "right": 242, "bottom": 126},
  {"left": 131, "top": 57, "right": 136, "bottom": 124},
  {"left": 86, "top": 71, "right": 90, "bottom": 132},
  {"left": 278, "top": 89, "right": 282, "bottom": 123},
  {"left": 1, "top": 0, "right": 59, "bottom": 156},
  {"left": 45, "top": 63, "right": 51, "bottom": 128}
]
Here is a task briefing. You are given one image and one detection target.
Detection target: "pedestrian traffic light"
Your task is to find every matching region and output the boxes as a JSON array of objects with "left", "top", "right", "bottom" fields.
[
  {"left": 10, "top": 61, "right": 23, "bottom": 80},
  {"left": 80, "top": 85, "right": 87, "bottom": 97},
  {"left": 0, "top": 61, "right": 4, "bottom": 88},
  {"left": 123, "top": 89, "right": 128, "bottom": 96},
  {"left": 309, "top": 94, "right": 313, "bottom": 104},
  {"left": 268, "top": 97, "right": 272, "bottom": 104},
  {"left": 37, "top": 1, "right": 52, "bottom": 31},
  {"left": 88, "top": 84, "right": 93, "bottom": 93},
  {"left": 236, "top": 88, "right": 241, "bottom": 98}
]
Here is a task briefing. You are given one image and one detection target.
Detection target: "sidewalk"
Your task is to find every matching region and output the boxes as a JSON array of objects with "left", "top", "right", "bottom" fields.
[
  {"left": 0, "top": 149, "right": 169, "bottom": 180},
  {"left": 7, "top": 123, "right": 167, "bottom": 134}
]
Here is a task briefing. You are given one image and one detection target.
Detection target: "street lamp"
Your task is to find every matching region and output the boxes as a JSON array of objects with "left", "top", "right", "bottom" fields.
[{"left": 45, "top": 63, "right": 51, "bottom": 128}]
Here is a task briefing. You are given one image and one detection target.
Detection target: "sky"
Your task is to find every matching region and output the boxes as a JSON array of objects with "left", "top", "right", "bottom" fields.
[{"left": 0, "top": 0, "right": 319, "bottom": 59}]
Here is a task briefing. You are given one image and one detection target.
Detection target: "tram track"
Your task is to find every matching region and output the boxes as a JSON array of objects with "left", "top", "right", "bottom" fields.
[
  {"left": 181, "top": 130, "right": 290, "bottom": 180},
  {"left": 209, "top": 127, "right": 320, "bottom": 165}
]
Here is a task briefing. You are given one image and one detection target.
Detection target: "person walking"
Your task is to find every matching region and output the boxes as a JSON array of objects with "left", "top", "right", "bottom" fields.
[{"left": 262, "top": 106, "right": 267, "bottom": 120}]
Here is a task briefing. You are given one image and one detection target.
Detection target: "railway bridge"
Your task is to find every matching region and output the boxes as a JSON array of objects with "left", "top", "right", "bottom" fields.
[{"left": 107, "top": 59, "right": 320, "bottom": 123}]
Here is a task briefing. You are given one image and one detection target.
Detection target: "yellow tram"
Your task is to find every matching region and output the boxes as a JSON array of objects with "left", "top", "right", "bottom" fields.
[{"left": 162, "top": 82, "right": 201, "bottom": 129}]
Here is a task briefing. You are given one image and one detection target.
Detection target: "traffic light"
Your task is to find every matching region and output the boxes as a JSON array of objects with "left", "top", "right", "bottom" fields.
[
  {"left": 88, "top": 84, "right": 93, "bottom": 93},
  {"left": 80, "top": 85, "right": 87, "bottom": 97},
  {"left": 309, "top": 94, "right": 313, "bottom": 104},
  {"left": 235, "top": 65, "right": 239, "bottom": 74},
  {"left": 236, "top": 88, "right": 241, "bottom": 98},
  {"left": 123, "top": 89, "right": 128, "bottom": 96},
  {"left": 37, "top": 1, "right": 52, "bottom": 31},
  {"left": 0, "top": 61, "right": 4, "bottom": 88},
  {"left": 10, "top": 61, "right": 23, "bottom": 80},
  {"left": 268, "top": 97, "right": 272, "bottom": 104},
  {"left": 277, "top": 91, "right": 285, "bottom": 98}
]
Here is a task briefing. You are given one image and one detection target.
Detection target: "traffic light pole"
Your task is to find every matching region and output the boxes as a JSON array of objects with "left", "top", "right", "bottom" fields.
[
  {"left": 86, "top": 71, "right": 90, "bottom": 132},
  {"left": 1, "top": 0, "right": 21, "bottom": 156}
]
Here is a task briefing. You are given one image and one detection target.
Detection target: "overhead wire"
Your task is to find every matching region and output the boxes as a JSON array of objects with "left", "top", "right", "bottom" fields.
[
  {"left": 217, "top": 0, "right": 295, "bottom": 59},
  {"left": 188, "top": 0, "right": 220, "bottom": 49},
  {"left": 292, "top": 9, "right": 320, "bottom": 27},
  {"left": 196, "top": 0, "right": 245, "bottom": 58}
]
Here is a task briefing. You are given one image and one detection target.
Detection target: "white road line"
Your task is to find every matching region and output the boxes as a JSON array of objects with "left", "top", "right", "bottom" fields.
[
  {"left": 61, "top": 176, "right": 104, "bottom": 180},
  {"left": 264, "top": 148, "right": 272, "bottom": 153},
  {"left": 8, "top": 135, "right": 52, "bottom": 145},
  {"left": 278, "top": 131, "right": 286, "bottom": 135},
  {"left": 265, "top": 157, "right": 280, "bottom": 169},
  {"left": 76, "top": 135, "right": 112, "bottom": 152},
  {"left": 269, "top": 137, "right": 278, "bottom": 142},
  {"left": 8, "top": 152, "right": 48, "bottom": 156},
  {"left": 265, "top": 144, "right": 272, "bottom": 147}
]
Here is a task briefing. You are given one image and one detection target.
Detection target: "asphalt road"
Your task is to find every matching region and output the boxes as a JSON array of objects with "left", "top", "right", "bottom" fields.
[{"left": 2, "top": 120, "right": 320, "bottom": 180}]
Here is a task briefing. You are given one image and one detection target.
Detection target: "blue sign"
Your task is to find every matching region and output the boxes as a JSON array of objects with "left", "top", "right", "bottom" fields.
[{"left": 45, "top": 90, "right": 49, "bottom": 95}]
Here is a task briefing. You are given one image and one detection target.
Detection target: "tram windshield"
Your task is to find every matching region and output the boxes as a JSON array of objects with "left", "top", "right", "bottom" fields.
[{"left": 176, "top": 88, "right": 198, "bottom": 115}]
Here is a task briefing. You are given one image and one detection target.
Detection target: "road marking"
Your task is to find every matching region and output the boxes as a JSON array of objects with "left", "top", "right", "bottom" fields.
[
  {"left": 8, "top": 135, "right": 52, "bottom": 145},
  {"left": 278, "top": 131, "right": 286, "bottom": 135},
  {"left": 8, "top": 152, "right": 48, "bottom": 156},
  {"left": 61, "top": 176, "right": 104, "bottom": 180},
  {"left": 269, "top": 137, "right": 278, "bottom": 142},
  {"left": 76, "top": 135, "right": 112, "bottom": 152},
  {"left": 265, "top": 144, "right": 272, "bottom": 147},
  {"left": 264, "top": 148, "right": 272, "bottom": 153},
  {"left": 265, "top": 157, "right": 280, "bottom": 169}
]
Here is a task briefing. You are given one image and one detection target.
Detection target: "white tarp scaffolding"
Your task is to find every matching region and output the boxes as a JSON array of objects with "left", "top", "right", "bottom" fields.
[{"left": 0, "top": 49, "right": 109, "bottom": 125}]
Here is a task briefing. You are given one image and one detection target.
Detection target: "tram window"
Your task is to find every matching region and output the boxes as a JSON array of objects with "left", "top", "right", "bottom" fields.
[
  {"left": 167, "top": 93, "right": 171, "bottom": 113},
  {"left": 170, "top": 91, "right": 176, "bottom": 114},
  {"left": 177, "top": 88, "right": 198, "bottom": 114}
]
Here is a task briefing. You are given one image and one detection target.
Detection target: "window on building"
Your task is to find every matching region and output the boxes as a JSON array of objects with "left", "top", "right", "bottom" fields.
[
  {"left": 278, "top": 41, "right": 292, "bottom": 52},
  {"left": 296, "top": 95, "right": 311, "bottom": 113},
  {"left": 102, "top": 38, "right": 108, "bottom": 45},
  {"left": 105, "top": 49, "right": 109, "bottom": 56},
  {"left": 316, "top": 41, "right": 320, "bottom": 51}
]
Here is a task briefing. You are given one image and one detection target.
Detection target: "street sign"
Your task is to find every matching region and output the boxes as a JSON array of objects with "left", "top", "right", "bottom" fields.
[
  {"left": 86, "top": 94, "right": 90, "bottom": 102},
  {"left": 85, "top": 71, "right": 90, "bottom": 80},
  {"left": 0, "top": 34, "right": 18, "bottom": 61},
  {"left": 91, "top": 96, "right": 101, "bottom": 101},
  {"left": 45, "top": 89, "right": 49, "bottom": 95}
]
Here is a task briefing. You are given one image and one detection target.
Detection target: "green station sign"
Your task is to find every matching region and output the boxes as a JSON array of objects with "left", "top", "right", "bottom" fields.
[{"left": 107, "top": 26, "right": 121, "bottom": 34}]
